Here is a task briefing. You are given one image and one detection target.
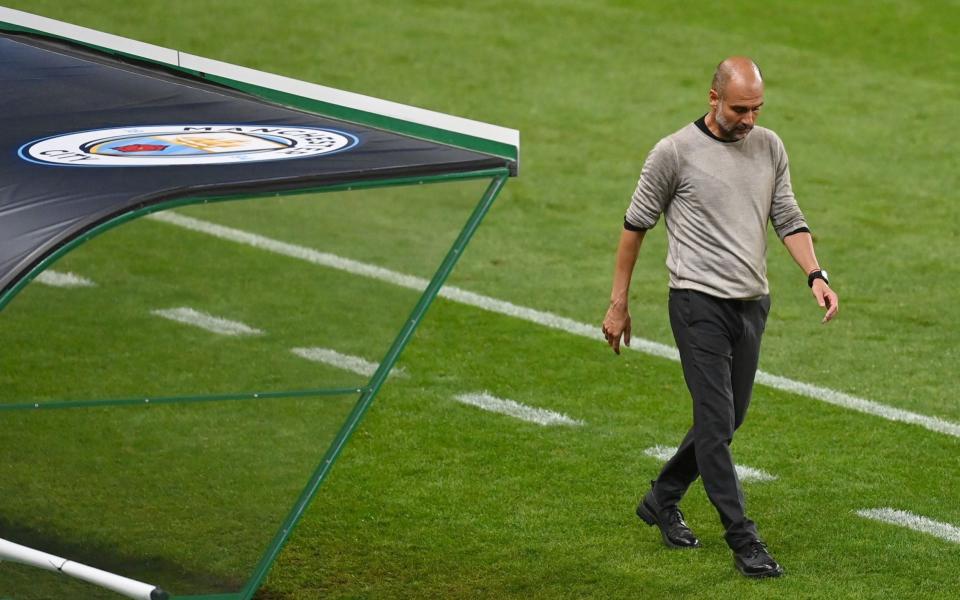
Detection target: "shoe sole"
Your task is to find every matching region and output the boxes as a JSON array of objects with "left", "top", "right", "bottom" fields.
[
  {"left": 734, "top": 562, "right": 785, "bottom": 579},
  {"left": 635, "top": 501, "right": 699, "bottom": 549}
]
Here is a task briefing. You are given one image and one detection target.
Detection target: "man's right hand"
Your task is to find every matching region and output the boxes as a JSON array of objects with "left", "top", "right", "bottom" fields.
[
  {"left": 605, "top": 228, "right": 644, "bottom": 355},
  {"left": 602, "top": 303, "right": 631, "bottom": 355}
]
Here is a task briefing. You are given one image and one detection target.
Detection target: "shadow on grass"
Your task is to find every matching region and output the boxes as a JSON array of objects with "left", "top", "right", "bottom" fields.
[{"left": 0, "top": 516, "right": 250, "bottom": 596}]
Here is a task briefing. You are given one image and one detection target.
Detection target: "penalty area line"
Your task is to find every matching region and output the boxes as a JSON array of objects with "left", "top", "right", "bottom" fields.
[
  {"left": 34, "top": 270, "right": 96, "bottom": 288},
  {"left": 453, "top": 392, "right": 584, "bottom": 427},
  {"left": 147, "top": 211, "right": 960, "bottom": 439},
  {"left": 856, "top": 508, "right": 960, "bottom": 544},
  {"left": 291, "top": 346, "right": 407, "bottom": 378},
  {"left": 151, "top": 307, "right": 263, "bottom": 336}
]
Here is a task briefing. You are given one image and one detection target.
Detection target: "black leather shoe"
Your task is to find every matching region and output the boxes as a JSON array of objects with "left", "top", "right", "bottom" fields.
[
  {"left": 733, "top": 540, "right": 784, "bottom": 578},
  {"left": 635, "top": 492, "right": 701, "bottom": 549}
]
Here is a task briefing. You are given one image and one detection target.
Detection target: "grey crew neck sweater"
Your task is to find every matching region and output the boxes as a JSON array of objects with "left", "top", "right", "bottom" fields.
[{"left": 625, "top": 119, "right": 808, "bottom": 299}]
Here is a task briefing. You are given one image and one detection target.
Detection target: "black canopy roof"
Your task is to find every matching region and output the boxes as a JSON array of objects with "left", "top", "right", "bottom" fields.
[{"left": 0, "top": 32, "right": 511, "bottom": 304}]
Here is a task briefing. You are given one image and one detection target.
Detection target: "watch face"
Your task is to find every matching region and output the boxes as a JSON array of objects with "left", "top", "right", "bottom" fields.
[{"left": 820, "top": 270, "right": 829, "bottom": 283}]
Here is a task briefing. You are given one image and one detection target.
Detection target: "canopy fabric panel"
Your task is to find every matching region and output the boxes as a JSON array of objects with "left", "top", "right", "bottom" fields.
[{"left": 0, "top": 31, "right": 510, "bottom": 301}]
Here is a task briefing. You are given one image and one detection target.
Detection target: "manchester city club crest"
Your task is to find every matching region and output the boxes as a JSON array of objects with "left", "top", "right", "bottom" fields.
[{"left": 18, "top": 125, "right": 359, "bottom": 167}]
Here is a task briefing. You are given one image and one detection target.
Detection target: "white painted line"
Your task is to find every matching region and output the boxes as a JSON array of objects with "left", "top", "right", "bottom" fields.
[
  {"left": 643, "top": 445, "right": 777, "bottom": 483},
  {"left": 146, "top": 212, "right": 681, "bottom": 363},
  {"left": 453, "top": 392, "right": 584, "bottom": 427},
  {"left": 291, "top": 347, "right": 407, "bottom": 378},
  {"left": 147, "top": 211, "right": 960, "bottom": 439},
  {"left": 754, "top": 371, "right": 960, "bottom": 438},
  {"left": 856, "top": 508, "right": 960, "bottom": 544},
  {"left": 34, "top": 270, "right": 96, "bottom": 288},
  {"left": 151, "top": 307, "right": 263, "bottom": 336}
]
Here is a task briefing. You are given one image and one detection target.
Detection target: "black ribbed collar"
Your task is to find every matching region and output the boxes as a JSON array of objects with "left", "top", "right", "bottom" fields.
[{"left": 695, "top": 114, "right": 738, "bottom": 143}]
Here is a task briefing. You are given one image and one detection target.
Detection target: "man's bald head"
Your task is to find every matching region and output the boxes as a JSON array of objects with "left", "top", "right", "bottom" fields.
[
  {"left": 706, "top": 57, "right": 765, "bottom": 141},
  {"left": 711, "top": 57, "right": 763, "bottom": 98}
]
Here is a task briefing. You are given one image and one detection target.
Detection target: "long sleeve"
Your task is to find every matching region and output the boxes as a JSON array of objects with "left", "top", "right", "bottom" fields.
[
  {"left": 625, "top": 137, "right": 679, "bottom": 230},
  {"left": 768, "top": 135, "right": 808, "bottom": 240}
]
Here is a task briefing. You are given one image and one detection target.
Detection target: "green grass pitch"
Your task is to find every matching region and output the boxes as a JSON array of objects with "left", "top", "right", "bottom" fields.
[{"left": 1, "top": 1, "right": 958, "bottom": 598}]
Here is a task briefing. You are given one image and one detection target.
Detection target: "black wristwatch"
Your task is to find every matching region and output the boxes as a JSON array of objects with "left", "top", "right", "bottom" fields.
[{"left": 808, "top": 269, "right": 830, "bottom": 288}]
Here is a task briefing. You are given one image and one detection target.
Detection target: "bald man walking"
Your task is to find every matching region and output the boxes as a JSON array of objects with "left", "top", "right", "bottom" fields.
[{"left": 602, "top": 57, "right": 838, "bottom": 578}]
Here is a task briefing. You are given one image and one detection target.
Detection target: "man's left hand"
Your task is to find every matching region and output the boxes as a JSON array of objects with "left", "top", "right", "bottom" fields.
[{"left": 812, "top": 279, "right": 839, "bottom": 324}]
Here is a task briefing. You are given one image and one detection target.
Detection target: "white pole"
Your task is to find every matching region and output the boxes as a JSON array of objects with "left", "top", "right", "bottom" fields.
[{"left": 0, "top": 537, "right": 168, "bottom": 600}]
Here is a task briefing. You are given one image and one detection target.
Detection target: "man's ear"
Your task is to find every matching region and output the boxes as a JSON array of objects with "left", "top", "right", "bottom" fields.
[{"left": 708, "top": 88, "right": 719, "bottom": 111}]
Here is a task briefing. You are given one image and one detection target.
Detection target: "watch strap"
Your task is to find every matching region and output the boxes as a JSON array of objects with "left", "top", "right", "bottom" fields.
[{"left": 808, "top": 269, "right": 829, "bottom": 288}]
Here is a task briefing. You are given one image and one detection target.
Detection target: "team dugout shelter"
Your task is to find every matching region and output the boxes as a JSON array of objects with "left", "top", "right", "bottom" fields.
[{"left": 0, "top": 7, "right": 518, "bottom": 600}]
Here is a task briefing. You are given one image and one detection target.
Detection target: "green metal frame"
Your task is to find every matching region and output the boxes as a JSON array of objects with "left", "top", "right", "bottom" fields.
[
  {"left": 236, "top": 173, "right": 507, "bottom": 600},
  {"left": 0, "top": 167, "right": 509, "bottom": 314},
  {"left": 2, "top": 168, "right": 510, "bottom": 599}
]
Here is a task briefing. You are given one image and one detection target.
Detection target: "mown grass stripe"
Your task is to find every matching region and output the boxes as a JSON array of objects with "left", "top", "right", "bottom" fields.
[
  {"left": 151, "top": 307, "right": 263, "bottom": 336},
  {"left": 148, "top": 211, "right": 960, "bottom": 439},
  {"left": 291, "top": 346, "right": 407, "bottom": 378},
  {"left": 34, "top": 270, "right": 95, "bottom": 288},
  {"left": 453, "top": 392, "right": 584, "bottom": 427},
  {"left": 642, "top": 445, "right": 778, "bottom": 483},
  {"left": 856, "top": 508, "right": 960, "bottom": 544}
]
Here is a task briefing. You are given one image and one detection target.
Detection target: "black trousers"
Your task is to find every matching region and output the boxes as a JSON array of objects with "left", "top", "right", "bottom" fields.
[{"left": 652, "top": 288, "right": 770, "bottom": 551}]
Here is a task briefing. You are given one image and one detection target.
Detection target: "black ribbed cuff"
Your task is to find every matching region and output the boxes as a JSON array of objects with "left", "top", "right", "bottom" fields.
[{"left": 784, "top": 226, "right": 811, "bottom": 238}]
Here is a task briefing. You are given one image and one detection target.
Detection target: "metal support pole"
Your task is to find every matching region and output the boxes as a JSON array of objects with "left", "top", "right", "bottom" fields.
[{"left": 237, "top": 173, "right": 509, "bottom": 599}]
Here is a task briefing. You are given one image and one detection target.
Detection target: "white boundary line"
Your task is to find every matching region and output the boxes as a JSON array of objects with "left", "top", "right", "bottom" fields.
[
  {"left": 0, "top": 7, "right": 519, "bottom": 149},
  {"left": 34, "top": 270, "right": 95, "bottom": 288},
  {"left": 146, "top": 211, "right": 960, "bottom": 439},
  {"left": 643, "top": 445, "right": 777, "bottom": 483},
  {"left": 856, "top": 508, "right": 960, "bottom": 544},
  {"left": 453, "top": 392, "right": 584, "bottom": 427},
  {"left": 291, "top": 346, "right": 406, "bottom": 378},
  {"left": 151, "top": 307, "right": 263, "bottom": 336}
]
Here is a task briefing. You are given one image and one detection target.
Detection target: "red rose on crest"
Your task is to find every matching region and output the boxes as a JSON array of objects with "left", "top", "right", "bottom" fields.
[{"left": 112, "top": 144, "right": 168, "bottom": 153}]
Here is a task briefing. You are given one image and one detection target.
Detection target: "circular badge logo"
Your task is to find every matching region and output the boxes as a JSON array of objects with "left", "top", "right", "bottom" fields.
[{"left": 19, "top": 125, "right": 359, "bottom": 167}]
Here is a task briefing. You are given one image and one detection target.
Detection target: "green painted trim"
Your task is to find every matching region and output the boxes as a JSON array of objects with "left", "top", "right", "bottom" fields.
[
  {"left": 237, "top": 175, "right": 509, "bottom": 600},
  {"left": 201, "top": 74, "right": 518, "bottom": 162},
  {"left": 0, "top": 167, "right": 510, "bottom": 313},
  {"left": 0, "top": 387, "right": 363, "bottom": 413}
]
